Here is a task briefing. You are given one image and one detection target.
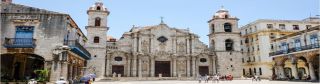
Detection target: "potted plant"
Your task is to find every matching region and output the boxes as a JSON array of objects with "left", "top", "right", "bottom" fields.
[{"left": 34, "top": 69, "right": 49, "bottom": 84}]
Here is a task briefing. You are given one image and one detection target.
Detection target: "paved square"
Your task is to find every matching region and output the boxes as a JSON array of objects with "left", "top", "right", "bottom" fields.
[{"left": 93, "top": 80, "right": 318, "bottom": 84}]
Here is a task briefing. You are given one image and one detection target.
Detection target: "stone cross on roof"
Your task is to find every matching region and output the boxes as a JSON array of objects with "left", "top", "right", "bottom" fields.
[{"left": 160, "top": 16, "right": 165, "bottom": 24}]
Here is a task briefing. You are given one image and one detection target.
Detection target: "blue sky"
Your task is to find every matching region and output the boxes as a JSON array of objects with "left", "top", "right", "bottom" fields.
[{"left": 14, "top": 0, "right": 319, "bottom": 44}]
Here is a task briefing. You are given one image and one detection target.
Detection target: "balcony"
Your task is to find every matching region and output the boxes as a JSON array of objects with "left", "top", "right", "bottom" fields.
[
  {"left": 64, "top": 40, "right": 91, "bottom": 60},
  {"left": 269, "top": 43, "right": 320, "bottom": 57},
  {"left": 4, "top": 38, "right": 36, "bottom": 48}
]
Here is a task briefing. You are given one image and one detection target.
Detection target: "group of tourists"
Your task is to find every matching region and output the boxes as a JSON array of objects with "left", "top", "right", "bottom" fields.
[{"left": 198, "top": 74, "right": 233, "bottom": 83}]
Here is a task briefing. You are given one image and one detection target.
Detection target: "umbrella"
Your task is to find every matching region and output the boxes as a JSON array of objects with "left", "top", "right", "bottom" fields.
[
  {"left": 80, "top": 76, "right": 91, "bottom": 81},
  {"left": 88, "top": 74, "right": 96, "bottom": 78}
]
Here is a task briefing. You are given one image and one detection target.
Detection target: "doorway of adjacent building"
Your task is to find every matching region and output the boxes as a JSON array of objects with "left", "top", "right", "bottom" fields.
[
  {"left": 199, "top": 66, "right": 209, "bottom": 76},
  {"left": 155, "top": 61, "right": 171, "bottom": 77},
  {"left": 112, "top": 65, "right": 124, "bottom": 76}
]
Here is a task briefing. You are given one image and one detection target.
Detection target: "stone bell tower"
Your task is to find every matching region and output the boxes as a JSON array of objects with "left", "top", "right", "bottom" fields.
[
  {"left": 86, "top": 0, "right": 110, "bottom": 78},
  {"left": 208, "top": 6, "right": 242, "bottom": 77}
]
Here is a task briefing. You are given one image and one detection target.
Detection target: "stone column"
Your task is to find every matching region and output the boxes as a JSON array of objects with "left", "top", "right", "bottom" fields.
[
  {"left": 186, "top": 38, "right": 190, "bottom": 54},
  {"left": 278, "top": 64, "right": 286, "bottom": 79},
  {"left": 186, "top": 57, "right": 191, "bottom": 77},
  {"left": 127, "top": 57, "right": 131, "bottom": 77},
  {"left": 173, "top": 57, "right": 177, "bottom": 77},
  {"left": 60, "top": 62, "right": 68, "bottom": 79},
  {"left": 49, "top": 61, "right": 58, "bottom": 82},
  {"left": 69, "top": 64, "right": 73, "bottom": 79},
  {"left": 192, "top": 57, "right": 196, "bottom": 77},
  {"left": 132, "top": 55, "right": 137, "bottom": 77},
  {"left": 138, "top": 35, "right": 142, "bottom": 52},
  {"left": 106, "top": 55, "right": 110, "bottom": 77},
  {"left": 172, "top": 37, "right": 176, "bottom": 53},
  {"left": 291, "top": 62, "right": 299, "bottom": 80},
  {"left": 150, "top": 56, "right": 155, "bottom": 77},
  {"left": 132, "top": 33, "right": 138, "bottom": 77},
  {"left": 212, "top": 56, "right": 216, "bottom": 74},
  {"left": 308, "top": 61, "right": 316, "bottom": 81},
  {"left": 138, "top": 58, "right": 142, "bottom": 77},
  {"left": 133, "top": 34, "right": 138, "bottom": 52},
  {"left": 191, "top": 36, "right": 195, "bottom": 54}
]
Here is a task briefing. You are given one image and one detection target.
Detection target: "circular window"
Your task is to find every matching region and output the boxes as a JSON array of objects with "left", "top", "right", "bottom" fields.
[
  {"left": 157, "top": 36, "right": 168, "bottom": 43},
  {"left": 200, "top": 58, "right": 207, "bottom": 62},
  {"left": 114, "top": 57, "right": 123, "bottom": 61}
]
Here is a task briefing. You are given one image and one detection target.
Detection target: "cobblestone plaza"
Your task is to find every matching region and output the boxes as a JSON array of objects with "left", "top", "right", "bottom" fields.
[{"left": 93, "top": 80, "right": 318, "bottom": 84}]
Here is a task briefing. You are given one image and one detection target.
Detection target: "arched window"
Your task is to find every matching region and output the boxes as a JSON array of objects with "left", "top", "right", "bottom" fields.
[
  {"left": 224, "top": 23, "right": 232, "bottom": 32},
  {"left": 114, "top": 57, "right": 123, "bottom": 61},
  {"left": 245, "top": 38, "right": 249, "bottom": 43},
  {"left": 95, "top": 17, "right": 101, "bottom": 26},
  {"left": 200, "top": 58, "right": 207, "bottom": 62},
  {"left": 225, "top": 39, "right": 233, "bottom": 51},
  {"left": 97, "top": 6, "right": 101, "bottom": 10},
  {"left": 249, "top": 68, "right": 252, "bottom": 75},
  {"left": 259, "top": 67, "right": 262, "bottom": 75},
  {"left": 243, "top": 69, "right": 246, "bottom": 76},
  {"left": 211, "top": 24, "right": 215, "bottom": 33},
  {"left": 94, "top": 36, "right": 99, "bottom": 43},
  {"left": 211, "top": 40, "right": 215, "bottom": 50}
]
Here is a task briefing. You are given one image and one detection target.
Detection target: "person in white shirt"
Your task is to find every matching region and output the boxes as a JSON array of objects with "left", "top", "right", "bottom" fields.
[{"left": 214, "top": 74, "right": 220, "bottom": 83}]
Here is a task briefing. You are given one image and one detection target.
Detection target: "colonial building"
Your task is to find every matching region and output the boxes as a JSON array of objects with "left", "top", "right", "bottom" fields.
[
  {"left": 103, "top": 21, "right": 212, "bottom": 78},
  {"left": 1, "top": 1, "right": 91, "bottom": 82},
  {"left": 240, "top": 18, "right": 320, "bottom": 78},
  {"left": 208, "top": 7, "right": 243, "bottom": 77},
  {"left": 270, "top": 26, "right": 319, "bottom": 81}
]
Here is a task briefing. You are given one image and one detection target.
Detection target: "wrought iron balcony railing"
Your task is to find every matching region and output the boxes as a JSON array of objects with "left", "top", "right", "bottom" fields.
[
  {"left": 64, "top": 40, "right": 91, "bottom": 60},
  {"left": 269, "top": 43, "right": 320, "bottom": 57},
  {"left": 4, "top": 38, "right": 36, "bottom": 48}
]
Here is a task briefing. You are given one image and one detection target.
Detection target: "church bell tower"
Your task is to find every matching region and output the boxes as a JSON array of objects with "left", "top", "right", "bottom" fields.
[
  {"left": 86, "top": 0, "right": 110, "bottom": 78},
  {"left": 208, "top": 6, "right": 242, "bottom": 77}
]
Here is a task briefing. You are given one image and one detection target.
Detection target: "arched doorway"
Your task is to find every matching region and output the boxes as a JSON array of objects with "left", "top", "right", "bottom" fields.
[
  {"left": 283, "top": 58, "right": 292, "bottom": 79},
  {"left": 284, "top": 67, "right": 292, "bottom": 78},
  {"left": 1, "top": 53, "right": 44, "bottom": 81},
  {"left": 296, "top": 57, "right": 308, "bottom": 80},
  {"left": 155, "top": 61, "right": 171, "bottom": 77}
]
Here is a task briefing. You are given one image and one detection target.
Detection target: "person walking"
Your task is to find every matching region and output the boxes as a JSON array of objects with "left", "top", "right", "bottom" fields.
[
  {"left": 204, "top": 74, "right": 209, "bottom": 83},
  {"left": 198, "top": 75, "right": 202, "bottom": 83},
  {"left": 214, "top": 74, "right": 220, "bottom": 83}
]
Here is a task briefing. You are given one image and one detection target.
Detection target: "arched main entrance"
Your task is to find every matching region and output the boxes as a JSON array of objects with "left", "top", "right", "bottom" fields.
[
  {"left": 1, "top": 53, "right": 44, "bottom": 81},
  {"left": 155, "top": 61, "right": 171, "bottom": 77}
]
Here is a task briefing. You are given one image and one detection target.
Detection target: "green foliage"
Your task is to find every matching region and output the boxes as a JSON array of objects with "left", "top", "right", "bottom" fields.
[{"left": 33, "top": 68, "right": 49, "bottom": 82}]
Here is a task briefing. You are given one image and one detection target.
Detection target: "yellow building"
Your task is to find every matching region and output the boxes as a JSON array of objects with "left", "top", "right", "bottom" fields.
[
  {"left": 240, "top": 18, "right": 320, "bottom": 79},
  {"left": 271, "top": 26, "right": 319, "bottom": 81}
]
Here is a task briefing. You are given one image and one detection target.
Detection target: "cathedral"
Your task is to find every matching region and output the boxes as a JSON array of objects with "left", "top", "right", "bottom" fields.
[
  {"left": 86, "top": 1, "right": 242, "bottom": 79},
  {"left": 1, "top": 0, "right": 319, "bottom": 82}
]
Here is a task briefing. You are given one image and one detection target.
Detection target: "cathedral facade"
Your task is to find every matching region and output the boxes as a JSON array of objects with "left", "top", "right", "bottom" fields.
[{"left": 105, "top": 22, "right": 213, "bottom": 77}]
